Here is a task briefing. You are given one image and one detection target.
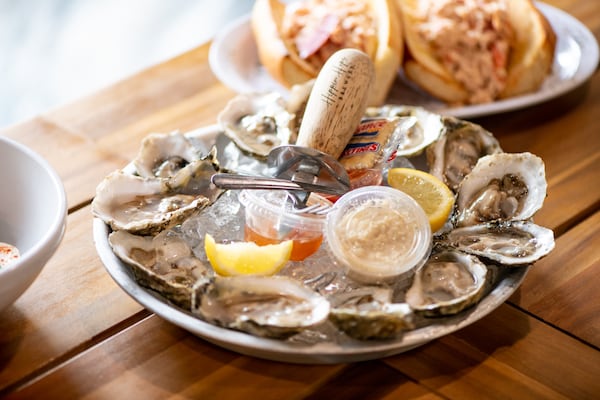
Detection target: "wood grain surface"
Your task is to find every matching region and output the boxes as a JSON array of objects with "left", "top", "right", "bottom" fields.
[{"left": 1, "top": 0, "right": 598, "bottom": 398}]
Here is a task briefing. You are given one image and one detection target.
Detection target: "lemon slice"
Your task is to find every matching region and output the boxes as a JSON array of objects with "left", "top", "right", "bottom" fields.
[
  {"left": 204, "top": 233, "right": 293, "bottom": 276},
  {"left": 387, "top": 168, "right": 455, "bottom": 232}
]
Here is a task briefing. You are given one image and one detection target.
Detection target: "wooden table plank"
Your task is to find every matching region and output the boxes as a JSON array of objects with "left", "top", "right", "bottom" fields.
[
  {"left": 384, "top": 304, "right": 600, "bottom": 400},
  {"left": 91, "top": 87, "right": 231, "bottom": 167},
  {"left": 43, "top": 45, "right": 221, "bottom": 141},
  {"left": 7, "top": 317, "right": 351, "bottom": 400},
  {"left": 535, "top": 150, "right": 600, "bottom": 236},
  {"left": 512, "top": 210, "right": 600, "bottom": 347},
  {"left": 305, "top": 361, "right": 443, "bottom": 400},
  {"left": 11, "top": 301, "right": 599, "bottom": 399}
]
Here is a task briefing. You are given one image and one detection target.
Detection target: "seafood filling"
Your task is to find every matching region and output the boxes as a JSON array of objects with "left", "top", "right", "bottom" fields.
[
  {"left": 282, "top": 0, "right": 377, "bottom": 68},
  {"left": 417, "top": 0, "right": 514, "bottom": 104}
]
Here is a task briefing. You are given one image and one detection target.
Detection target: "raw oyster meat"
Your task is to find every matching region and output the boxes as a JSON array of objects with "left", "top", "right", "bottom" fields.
[
  {"left": 442, "top": 221, "right": 555, "bottom": 266},
  {"left": 92, "top": 149, "right": 223, "bottom": 235},
  {"left": 328, "top": 287, "right": 414, "bottom": 340},
  {"left": 191, "top": 275, "right": 330, "bottom": 339},
  {"left": 133, "top": 131, "right": 203, "bottom": 178},
  {"left": 427, "top": 117, "right": 502, "bottom": 192},
  {"left": 109, "top": 229, "right": 213, "bottom": 309},
  {"left": 405, "top": 249, "right": 488, "bottom": 316},
  {"left": 217, "top": 92, "right": 298, "bottom": 158},
  {"left": 455, "top": 152, "right": 547, "bottom": 227}
]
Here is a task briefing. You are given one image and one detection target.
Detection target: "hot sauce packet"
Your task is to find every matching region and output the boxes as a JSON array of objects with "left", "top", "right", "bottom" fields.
[
  {"left": 319, "top": 117, "right": 411, "bottom": 202},
  {"left": 338, "top": 117, "right": 413, "bottom": 171}
]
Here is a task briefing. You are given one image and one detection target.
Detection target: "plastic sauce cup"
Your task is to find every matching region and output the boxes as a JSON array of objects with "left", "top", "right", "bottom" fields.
[
  {"left": 239, "top": 190, "right": 331, "bottom": 261},
  {"left": 325, "top": 186, "right": 432, "bottom": 284}
]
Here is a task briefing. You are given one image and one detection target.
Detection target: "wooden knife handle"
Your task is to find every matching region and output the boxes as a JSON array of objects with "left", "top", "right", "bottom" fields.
[{"left": 296, "top": 49, "right": 374, "bottom": 159}]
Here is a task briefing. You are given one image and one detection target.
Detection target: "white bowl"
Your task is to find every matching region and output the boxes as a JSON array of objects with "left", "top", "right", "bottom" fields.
[{"left": 0, "top": 137, "right": 67, "bottom": 311}]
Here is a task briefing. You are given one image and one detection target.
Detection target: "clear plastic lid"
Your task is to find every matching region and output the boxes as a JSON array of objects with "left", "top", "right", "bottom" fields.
[
  {"left": 239, "top": 190, "right": 331, "bottom": 232},
  {"left": 325, "top": 186, "right": 432, "bottom": 284}
]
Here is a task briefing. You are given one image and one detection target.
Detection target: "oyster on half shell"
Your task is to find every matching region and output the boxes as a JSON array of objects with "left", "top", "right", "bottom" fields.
[
  {"left": 109, "top": 229, "right": 213, "bottom": 309},
  {"left": 455, "top": 152, "right": 547, "bottom": 227},
  {"left": 405, "top": 249, "right": 489, "bottom": 317},
  {"left": 92, "top": 148, "right": 223, "bottom": 235},
  {"left": 427, "top": 117, "right": 503, "bottom": 192},
  {"left": 217, "top": 92, "right": 298, "bottom": 158},
  {"left": 328, "top": 287, "right": 414, "bottom": 340},
  {"left": 442, "top": 221, "right": 555, "bottom": 266},
  {"left": 191, "top": 275, "right": 330, "bottom": 339},
  {"left": 133, "top": 131, "right": 203, "bottom": 178},
  {"left": 365, "top": 105, "right": 444, "bottom": 158}
]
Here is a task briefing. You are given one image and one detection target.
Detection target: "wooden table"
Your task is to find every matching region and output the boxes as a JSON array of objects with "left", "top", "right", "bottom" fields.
[{"left": 1, "top": 1, "right": 598, "bottom": 398}]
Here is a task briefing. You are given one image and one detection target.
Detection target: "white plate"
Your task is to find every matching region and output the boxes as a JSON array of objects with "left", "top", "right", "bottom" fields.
[
  {"left": 93, "top": 125, "right": 529, "bottom": 364},
  {"left": 208, "top": 2, "right": 599, "bottom": 119}
]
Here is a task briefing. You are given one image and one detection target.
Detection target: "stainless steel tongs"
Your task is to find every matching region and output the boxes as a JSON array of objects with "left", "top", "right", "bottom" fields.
[{"left": 211, "top": 145, "right": 350, "bottom": 214}]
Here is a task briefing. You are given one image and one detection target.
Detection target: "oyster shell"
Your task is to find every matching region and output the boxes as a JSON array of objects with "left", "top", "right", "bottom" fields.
[
  {"left": 365, "top": 105, "right": 444, "bottom": 157},
  {"left": 405, "top": 249, "right": 488, "bottom": 316},
  {"left": 109, "top": 229, "right": 213, "bottom": 309},
  {"left": 92, "top": 149, "right": 223, "bottom": 235},
  {"left": 328, "top": 287, "right": 414, "bottom": 340},
  {"left": 285, "top": 79, "right": 314, "bottom": 128},
  {"left": 455, "top": 152, "right": 547, "bottom": 227},
  {"left": 133, "top": 131, "right": 203, "bottom": 178},
  {"left": 427, "top": 117, "right": 502, "bottom": 192},
  {"left": 191, "top": 275, "right": 330, "bottom": 339},
  {"left": 217, "top": 92, "right": 298, "bottom": 158},
  {"left": 442, "top": 221, "right": 555, "bottom": 266}
]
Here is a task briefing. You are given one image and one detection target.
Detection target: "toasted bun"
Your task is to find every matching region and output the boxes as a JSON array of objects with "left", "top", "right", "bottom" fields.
[
  {"left": 501, "top": 0, "right": 556, "bottom": 97},
  {"left": 251, "top": 0, "right": 403, "bottom": 106},
  {"left": 251, "top": 0, "right": 314, "bottom": 87},
  {"left": 397, "top": 0, "right": 556, "bottom": 104}
]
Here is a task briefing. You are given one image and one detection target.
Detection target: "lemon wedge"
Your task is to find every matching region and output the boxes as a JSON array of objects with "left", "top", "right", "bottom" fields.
[
  {"left": 387, "top": 168, "right": 455, "bottom": 232},
  {"left": 204, "top": 233, "right": 293, "bottom": 276}
]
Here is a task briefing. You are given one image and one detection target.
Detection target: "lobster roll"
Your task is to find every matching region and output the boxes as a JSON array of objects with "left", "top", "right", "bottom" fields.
[
  {"left": 397, "top": 0, "right": 556, "bottom": 105},
  {"left": 251, "top": 0, "right": 404, "bottom": 105}
]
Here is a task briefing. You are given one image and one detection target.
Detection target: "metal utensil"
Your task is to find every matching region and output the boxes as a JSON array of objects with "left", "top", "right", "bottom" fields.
[
  {"left": 211, "top": 173, "right": 307, "bottom": 192},
  {"left": 212, "top": 144, "right": 350, "bottom": 213},
  {"left": 267, "top": 144, "right": 350, "bottom": 205},
  {"left": 267, "top": 145, "right": 349, "bottom": 212},
  {"left": 267, "top": 145, "right": 350, "bottom": 193}
]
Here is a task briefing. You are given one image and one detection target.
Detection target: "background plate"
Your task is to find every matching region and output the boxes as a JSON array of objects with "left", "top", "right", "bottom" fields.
[
  {"left": 93, "top": 125, "right": 529, "bottom": 364},
  {"left": 208, "top": 2, "right": 599, "bottom": 119}
]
